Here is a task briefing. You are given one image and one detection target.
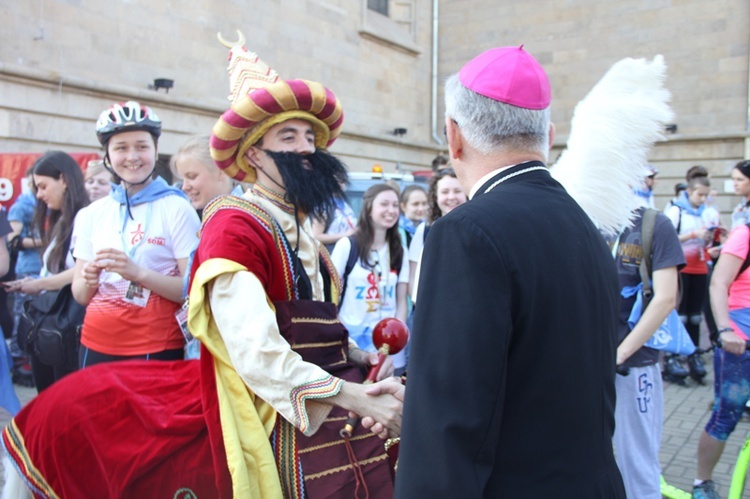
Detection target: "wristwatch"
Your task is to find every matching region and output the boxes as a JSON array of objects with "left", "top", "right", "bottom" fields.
[{"left": 717, "top": 327, "right": 735, "bottom": 334}]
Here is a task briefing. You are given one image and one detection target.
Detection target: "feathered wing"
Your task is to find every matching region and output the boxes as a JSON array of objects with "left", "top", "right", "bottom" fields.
[{"left": 550, "top": 55, "right": 674, "bottom": 235}]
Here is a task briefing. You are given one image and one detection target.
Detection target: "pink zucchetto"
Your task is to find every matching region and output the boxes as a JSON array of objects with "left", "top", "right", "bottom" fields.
[{"left": 458, "top": 45, "right": 551, "bottom": 110}]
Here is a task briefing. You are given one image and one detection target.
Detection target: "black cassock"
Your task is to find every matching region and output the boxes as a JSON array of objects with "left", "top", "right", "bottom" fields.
[{"left": 396, "top": 161, "right": 626, "bottom": 498}]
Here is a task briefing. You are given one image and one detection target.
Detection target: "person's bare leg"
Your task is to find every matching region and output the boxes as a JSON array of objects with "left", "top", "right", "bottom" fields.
[{"left": 696, "top": 430, "right": 726, "bottom": 481}]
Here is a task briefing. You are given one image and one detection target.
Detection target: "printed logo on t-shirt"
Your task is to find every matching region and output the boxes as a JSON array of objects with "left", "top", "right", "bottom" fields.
[
  {"left": 131, "top": 223, "right": 145, "bottom": 245},
  {"left": 147, "top": 236, "right": 166, "bottom": 246},
  {"left": 356, "top": 270, "right": 396, "bottom": 312},
  {"left": 611, "top": 239, "right": 643, "bottom": 270}
]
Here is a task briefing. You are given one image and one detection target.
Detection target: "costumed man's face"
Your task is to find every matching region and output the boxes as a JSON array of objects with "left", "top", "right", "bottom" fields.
[{"left": 247, "top": 118, "right": 348, "bottom": 221}]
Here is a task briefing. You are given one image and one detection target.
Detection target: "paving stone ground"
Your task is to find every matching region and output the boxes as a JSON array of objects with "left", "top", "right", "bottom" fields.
[{"left": 660, "top": 352, "right": 750, "bottom": 498}]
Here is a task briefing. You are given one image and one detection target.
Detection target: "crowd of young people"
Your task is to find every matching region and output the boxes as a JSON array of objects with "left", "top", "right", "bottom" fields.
[{"left": 0, "top": 60, "right": 747, "bottom": 499}]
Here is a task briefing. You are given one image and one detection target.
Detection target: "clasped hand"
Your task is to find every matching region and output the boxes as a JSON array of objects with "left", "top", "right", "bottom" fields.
[
  {"left": 360, "top": 377, "right": 405, "bottom": 439},
  {"left": 346, "top": 377, "right": 404, "bottom": 440}
]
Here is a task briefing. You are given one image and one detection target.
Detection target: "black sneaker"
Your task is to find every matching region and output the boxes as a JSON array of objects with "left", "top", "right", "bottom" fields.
[
  {"left": 664, "top": 354, "right": 689, "bottom": 382},
  {"left": 688, "top": 353, "right": 707, "bottom": 380},
  {"left": 691, "top": 479, "right": 718, "bottom": 499}
]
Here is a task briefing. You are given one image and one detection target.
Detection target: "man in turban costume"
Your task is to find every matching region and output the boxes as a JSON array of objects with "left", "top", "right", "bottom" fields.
[{"left": 1, "top": 33, "right": 400, "bottom": 499}]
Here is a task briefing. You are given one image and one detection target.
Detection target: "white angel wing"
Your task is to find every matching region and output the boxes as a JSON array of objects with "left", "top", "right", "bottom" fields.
[{"left": 550, "top": 55, "right": 673, "bottom": 235}]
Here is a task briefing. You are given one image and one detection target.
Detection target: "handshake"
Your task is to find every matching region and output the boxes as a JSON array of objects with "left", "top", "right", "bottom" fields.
[{"left": 344, "top": 377, "right": 406, "bottom": 440}]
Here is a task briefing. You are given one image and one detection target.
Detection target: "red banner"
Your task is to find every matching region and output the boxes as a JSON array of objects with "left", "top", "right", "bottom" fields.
[{"left": 0, "top": 153, "right": 101, "bottom": 208}]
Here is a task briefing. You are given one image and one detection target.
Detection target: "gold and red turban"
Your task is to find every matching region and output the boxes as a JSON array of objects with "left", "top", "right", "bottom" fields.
[{"left": 210, "top": 31, "right": 344, "bottom": 182}]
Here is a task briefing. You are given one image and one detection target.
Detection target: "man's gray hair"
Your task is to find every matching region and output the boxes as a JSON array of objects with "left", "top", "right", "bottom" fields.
[{"left": 445, "top": 74, "right": 550, "bottom": 158}]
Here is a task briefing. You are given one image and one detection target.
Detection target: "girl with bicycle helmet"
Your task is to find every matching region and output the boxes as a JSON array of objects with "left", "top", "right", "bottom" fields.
[{"left": 71, "top": 101, "right": 200, "bottom": 367}]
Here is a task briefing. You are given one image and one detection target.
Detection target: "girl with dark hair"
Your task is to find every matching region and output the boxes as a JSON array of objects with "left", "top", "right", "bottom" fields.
[
  {"left": 730, "top": 160, "right": 750, "bottom": 229},
  {"left": 4, "top": 151, "right": 89, "bottom": 390},
  {"left": 408, "top": 168, "right": 466, "bottom": 301},
  {"left": 331, "top": 183, "right": 409, "bottom": 366}
]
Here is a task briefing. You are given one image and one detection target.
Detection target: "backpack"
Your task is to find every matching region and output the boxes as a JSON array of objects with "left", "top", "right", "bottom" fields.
[
  {"left": 640, "top": 208, "right": 684, "bottom": 307},
  {"left": 639, "top": 209, "right": 658, "bottom": 305}
]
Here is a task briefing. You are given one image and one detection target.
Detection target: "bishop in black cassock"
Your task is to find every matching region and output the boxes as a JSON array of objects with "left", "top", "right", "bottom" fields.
[{"left": 394, "top": 46, "right": 626, "bottom": 498}]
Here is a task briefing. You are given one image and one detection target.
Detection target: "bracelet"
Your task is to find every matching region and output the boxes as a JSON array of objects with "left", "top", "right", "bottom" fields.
[{"left": 717, "top": 327, "right": 735, "bottom": 334}]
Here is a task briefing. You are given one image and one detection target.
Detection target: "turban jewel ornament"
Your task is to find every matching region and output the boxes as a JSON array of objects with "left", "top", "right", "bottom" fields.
[{"left": 210, "top": 30, "right": 344, "bottom": 182}]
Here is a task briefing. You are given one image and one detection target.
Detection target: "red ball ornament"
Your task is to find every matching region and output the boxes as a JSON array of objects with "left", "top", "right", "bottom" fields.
[{"left": 372, "top": 317, "right": 410, "bottom": 355}]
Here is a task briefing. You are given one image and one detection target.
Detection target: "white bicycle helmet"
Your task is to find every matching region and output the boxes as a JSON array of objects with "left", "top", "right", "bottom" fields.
[{"left": 95, "top": 101, "right": 161, "bottom": 146}]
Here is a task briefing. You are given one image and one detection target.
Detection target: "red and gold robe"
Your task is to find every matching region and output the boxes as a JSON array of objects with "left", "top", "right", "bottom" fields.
[{"left": 2, "top": 185, "right": 393, "bottom": 498}]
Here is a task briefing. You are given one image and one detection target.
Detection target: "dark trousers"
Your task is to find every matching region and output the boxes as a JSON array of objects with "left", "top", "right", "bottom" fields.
[
  {"left": 31, "top": 348, "right": 78, "bottom": 393},
  {"left": 678, "top": 273, "right": 708, "bottom": 348}
]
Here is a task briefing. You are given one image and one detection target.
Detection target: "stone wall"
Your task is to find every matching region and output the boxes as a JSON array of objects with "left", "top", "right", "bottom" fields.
[
  {"left": 2, "top": 0, "right": 749, "bottom": 187},
  {"left": 0, "top": 0, "right": 444, "bottom": 174}
]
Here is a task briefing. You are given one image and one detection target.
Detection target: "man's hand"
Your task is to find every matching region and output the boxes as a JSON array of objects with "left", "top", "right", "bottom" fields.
[
  {"left": 337, "top": 378, "right": 403, "bottom": 439},
  {"left": 359, "top": 377, "right": 405, "bottom": 439}
]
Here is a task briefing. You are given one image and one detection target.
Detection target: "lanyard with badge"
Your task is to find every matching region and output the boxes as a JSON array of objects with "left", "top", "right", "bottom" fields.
[{"left": 120, "top": 202, "right": 152, "bottom": 307}]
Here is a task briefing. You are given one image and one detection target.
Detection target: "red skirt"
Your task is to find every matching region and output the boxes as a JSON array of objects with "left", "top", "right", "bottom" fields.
[{"left": 3, "top": 360, "right": 223, "bottom": 498}]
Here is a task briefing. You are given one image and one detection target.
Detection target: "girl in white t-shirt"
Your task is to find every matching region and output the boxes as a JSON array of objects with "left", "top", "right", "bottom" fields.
[
  {"left": 71, "top": 101, "right": 200, "bottom": 368},
  {"left": 331, "top": 184, "right": 409, "bottom": 364}
]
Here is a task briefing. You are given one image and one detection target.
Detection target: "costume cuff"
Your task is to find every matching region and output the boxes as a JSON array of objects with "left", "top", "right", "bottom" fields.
[{"left": 290, "top": 376, "right": 344, "bottom": 435}]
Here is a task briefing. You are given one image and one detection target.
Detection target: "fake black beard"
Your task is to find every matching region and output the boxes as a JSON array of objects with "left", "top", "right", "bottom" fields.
[{"left": 261, "top": 149, "right": 349, "bottom": 221}]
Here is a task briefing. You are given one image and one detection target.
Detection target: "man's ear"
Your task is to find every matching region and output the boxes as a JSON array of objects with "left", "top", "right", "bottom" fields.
[
  {"left": 445, "top": 117, "right": 463, "bottom": 160},
  {"left": 245, "top": 146, "right": 262, "bottom": 170},
  {"left": 548, "top": 122, "right": 556, "bottom": 151}
]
